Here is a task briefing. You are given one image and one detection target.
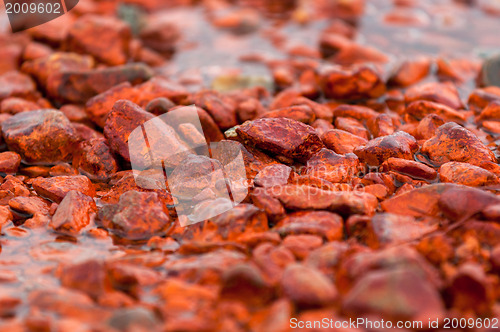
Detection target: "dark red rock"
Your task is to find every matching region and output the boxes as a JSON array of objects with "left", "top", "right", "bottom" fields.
[
  {"left": 103, "top": 100, "right": 154, "bottom": 162},
  {"left": 1, "top": 110, "right": 77, "bottom": 164},
  {"left": 236, "top": 118, "right": 324, "bottom": 163},
  {"left": 98, "top": 191, "right": 172, "bottom": 241},
  {"left": 421, "top": 122, "right": 496, "bottom": 166},
  {"left": 32, "top": 175, "right": 95, "bottom": 203},
  {"left": 50, "top": 190, "right": 97, "bottom": 235},
  {"left": 72, "top": 138, "right": 120, "bottom": 181},
  {"left": 65, "top": 15, "right": 131, "bottom": 66},
  {"left": 353, "top": 131, "right": 418, "bottom": 166}
]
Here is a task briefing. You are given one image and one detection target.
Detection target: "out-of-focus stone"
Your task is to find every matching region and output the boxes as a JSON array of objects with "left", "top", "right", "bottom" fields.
[
  {"left": 388, "top": 57, "right": 431, "bottom": 87},
  {"left": 353, "top": 131, "right": 418, "bottom": 166},
  {"left": 59, "top": 260, "right": 108, "bottom": 300},
  {"left": 50, "top": 190, "right": 97, "bottom": 235},
  {"left": 191, "top": 90, "right": 238, "bottom": 130},
  {"left": 438, "top": 185, "right": 500, "bottom": 220},
  {"left": 447, "top": 263, "right": 494, "bottom": 314},
  {"left": 274, "top": 211, "right": 343, "bottom": 241},
  {"left": 321, "top": 66, "right": 386, "bottom": 100},
  {"left": 32, "top": 175, "right": 95, "bottom": 203},
  {"left": 262, "top": 105, "right": 315, "bottom": 124},
  {"left": 1, "top": 110, "right": 77, "bottom": 164},
  {"left": 0, "top": 71, "right": 38, "bottom": 101},
  {"left": 405, "top": 82, "right": 463, "bottom": 109},
  {"left": 282, "top": 234, "right": 323, "bottom": 260},
  {"left": 65, "top": 15, "right": 131, "bottom": 66},
  {"left": 0, "top": 152, "right": 21, "bottom": 174},
  {"left": 421, "top": 122, "right": 496, "bottom": 166},
  {"left": 281, "top": 263, "right": 337, "bottom": 308},
  {"left": 21, "top": 52, "right": 94, "bottom": 89},
  {"left": 406, "top": 100, "right": 466, "bottom": 123},
  {"left": 347, "top": 213, "right": 436, "bottom": 248},
  {"left": 468, "top": 87, "right": 500, "bottom": 113},
  {"left": 47, "top": 63, "right": 153, "bottom": 103},
  {"left": 236, "top": 118, "right": 323, "bottom": 163},
  {"left": 478, "top": 53, "right": 500, "bottom": 87},
  {"left": 145, "top": 97, "right": 176, "bottom": 116},
  {"left": 220, "top": 263, "right": 274, "bottom": 307},
  {"left": 0, "top": 97, "right": 40, "bottom": 114},
  {"left": 381, "top": 183, "right": 452, "bottom": 217},
  {"left": 343, "top": 267, "right": 444, "bottom": 321}
]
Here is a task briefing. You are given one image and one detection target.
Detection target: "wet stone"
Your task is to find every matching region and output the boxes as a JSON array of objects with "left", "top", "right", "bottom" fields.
[
  {"left": 32, "top": 175, "right": 95, "bottom": 203},
  {"left": 72, "top": 138, "right": 120, "bottom": 182},
  {"left": 383, "top": 157, "right": 437, "bottom": 180},
  {"left": 421, "top": 122, "right": 496, "bottom": 166},
  {"left": 98, "top": 191, "right": 172, "bottom": 241},
  {"left": 353, "top": 131, "right": 418, "bottom": 166},
  {"left": 236, "top": 117, "right": 324, "bottom": 163},
  {"left": 50, "top": 190, "right": 97, "bottom": 235},
  {"left": 1, "top": 110, "right": 77, "bottom": 164},
  {"left": 321, "top": 129, "right": 368, "bottom": 154},
  {"left": 415, "top": 113, "right": 445, "bottom": 140},
  {"left": 439, "top": 161, "right": 499, "bottom": 187},
  {"left": 367, "top": 113, "right": 395, "bottom": 138},
  {"left": 304, "top": 148, "right": 360, "bottom": 183},
  {"left": 335, "top": 116, "right": 369, "bottom": 140},
  {"left": 85, "top": 82, "right": 141, "bottom": 128},
  {"left": 103, "top": 100, "right": 154, "bottom": 163}
]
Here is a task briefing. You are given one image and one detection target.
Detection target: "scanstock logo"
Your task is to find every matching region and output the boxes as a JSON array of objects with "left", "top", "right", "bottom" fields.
[
  {"left": 3, "top": 0, "right": 79, "bottom": 33},
  {"left": 128, "top": 105, "right": 249, "bottom": 227}
]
